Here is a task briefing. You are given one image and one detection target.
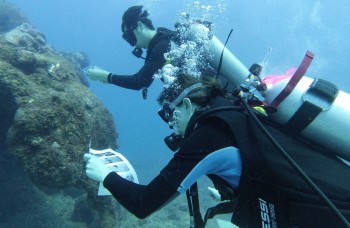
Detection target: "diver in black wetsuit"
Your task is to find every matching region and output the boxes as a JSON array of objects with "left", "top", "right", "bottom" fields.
[
  {"left": 86, "top": 5, "right": 178, "bottom": 98},
  {"left": 84, "top": 73, "right": 242, "bottom": 226},
  {"left": 84, "top": 71, "right": 350, "bottom": 227}
]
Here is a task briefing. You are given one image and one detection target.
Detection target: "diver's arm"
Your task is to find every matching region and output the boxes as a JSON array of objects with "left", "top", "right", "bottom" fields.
[
  {"left": 103, "top": 172, "right": 178, "bottom": 219},
  {"left": 103, "top": 120, "right": 235, "bottom": 219},
  {"left": 108, "top": 39, "right": 169, "bottom": 90}
]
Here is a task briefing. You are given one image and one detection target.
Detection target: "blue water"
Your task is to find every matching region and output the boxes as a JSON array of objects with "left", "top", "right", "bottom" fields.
[
  {"left": 7, "top": 1, "right": 350, "bottom": 179},
  {"left": 3, "top": 0, "right": 350, "bottom": 226}
]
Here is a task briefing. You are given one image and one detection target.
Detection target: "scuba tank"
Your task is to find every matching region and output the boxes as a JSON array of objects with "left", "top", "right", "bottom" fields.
[
  {"left": 264, "top": 72, "right": 350, "bottom": 160},
  {"left": 174, "top": 19, "right": 350, "bottom": 160},
  {"left": 260, "top": 51, "right": 350, "bottom": 160},
  {"left": 187, "top": 22, "right": 250, "bottom": 86},
  {"left": 208, "top": 34, "right": 250, "bottom": 86},
  {"left": 193, "top": 23, "right": 350, "bottom": 160},
  {"left": 178, "top": 20, "right": 350, "bottom": 227}
]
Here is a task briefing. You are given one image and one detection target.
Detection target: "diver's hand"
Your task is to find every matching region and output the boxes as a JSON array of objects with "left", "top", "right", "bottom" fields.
[
  {"left": 86, "top": 66, "right": 109, "bottom": 83},
  {"left": 84, "top": 153, "right": 112, "bottom": 182}
]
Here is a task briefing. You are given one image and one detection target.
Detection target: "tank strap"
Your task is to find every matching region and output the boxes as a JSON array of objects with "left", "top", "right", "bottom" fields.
[
  {"left": 270, "top": 51, "right": 314, "bottom": 108},
  {"left": 186, "top": 181, "right": 238, "bottom": 227},
  {"left": 285, "top": 78, "right": 339, "bottom": 134},
  {"left": 203, "top": 200, "right": 237, "bottom": 226},
  {"left": 186, "top": 183, "right": 204, "bottom": 228}
]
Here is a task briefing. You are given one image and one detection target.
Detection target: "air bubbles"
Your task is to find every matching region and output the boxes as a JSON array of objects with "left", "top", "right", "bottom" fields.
[{"left": 155, "top": 1, "right": 227, "bottom": 90}]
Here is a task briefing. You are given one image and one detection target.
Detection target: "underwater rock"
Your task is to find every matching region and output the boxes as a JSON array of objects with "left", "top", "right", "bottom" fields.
[
  {"left": 0, "top": 3, "right": 120, "bottom": 227},
  {"left": 0, "top": 2, "right": 28, "bottom": 33},
  {"left": 60, "top": 51, "right": 90, "bottom": 69},
  {"left": 4, "top": 23, "right": 49, "bottom": 53},
  {"left": 60, "top": 51, "right": 90, "bottom": 87}
]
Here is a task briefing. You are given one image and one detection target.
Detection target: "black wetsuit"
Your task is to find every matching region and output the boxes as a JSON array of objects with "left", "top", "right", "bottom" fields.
[
  {"left": 103, "top": 97, "right": 239, "bottom": 219},
  {"left": 107, "top": 27, "right": 177, "bottom": 90},
  {"left": 104, "top": 95, "right": 350, "bottom": 226},
  {"left": 225, "top": 101, "right": 350, "bottom": 228}
]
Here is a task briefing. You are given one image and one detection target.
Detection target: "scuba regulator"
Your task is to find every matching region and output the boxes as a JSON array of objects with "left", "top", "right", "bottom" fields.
[
  {"left": 132, "top": 47, "right": 145, "bottom": 59},
  {"left": 164, "top": 133, "right": 183, "bottom": 152}
]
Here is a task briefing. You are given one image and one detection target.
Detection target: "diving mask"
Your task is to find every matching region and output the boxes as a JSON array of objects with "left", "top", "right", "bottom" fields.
[
  {"left": 122, "top": 24, "right": 137, "bottom": 46},
  {"left": 158, "top": 83, "right": 203, "bottom": 123}
]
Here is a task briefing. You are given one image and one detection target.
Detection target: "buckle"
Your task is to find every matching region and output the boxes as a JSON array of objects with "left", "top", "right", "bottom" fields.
[{"left": 302, "top": 78, "right": 339, "bottom": 111}]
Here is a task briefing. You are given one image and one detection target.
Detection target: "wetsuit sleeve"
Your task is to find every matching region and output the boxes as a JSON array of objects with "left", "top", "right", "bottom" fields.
[
  {"left": 161, "top": 119, "right": 235, "bottom": 190},
  {"left": 103, "top": 119, "right": 234, "bottom": 219},
  {"left": 108, "top": 39, "right": 170, "bottom": 90},
  {"left": 103, "top": 172, "right": 178, "bottom": 219}
]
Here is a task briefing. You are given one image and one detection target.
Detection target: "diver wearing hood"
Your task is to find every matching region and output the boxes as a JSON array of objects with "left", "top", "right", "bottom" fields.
[
  {"left": 156, "top": 74, "right": 350, "bottom": 228},
  {"left": 84, "top": 72, "right": 350, "bottom": 227},
  {"left": 86, "top": 5, "right": 179, "bottom": 99},
  {"left": 84, "top": 73, "right": 242, "bottom": 226}
]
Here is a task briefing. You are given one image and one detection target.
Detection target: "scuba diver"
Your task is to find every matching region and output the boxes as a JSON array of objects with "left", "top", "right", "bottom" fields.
[
  {"left": 84, "top": 73, "right": 243, "bottom": 227},
  {"left": 86, "top": 5, "right": 179, "bottom": 99},
  {"left": 84, "top": 72, "right": 350, "bottom": 227},
  {"left": 86, "top": 5, "right": 227, "bottom": 100}
]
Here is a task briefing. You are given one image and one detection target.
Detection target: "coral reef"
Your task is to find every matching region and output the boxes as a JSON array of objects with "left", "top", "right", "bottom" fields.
[{"left": 0, "top": 2, "right": 119, "bottom": 227}]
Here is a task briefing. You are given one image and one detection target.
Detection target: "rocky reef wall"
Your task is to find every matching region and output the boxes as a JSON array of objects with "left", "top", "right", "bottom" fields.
[{"left": 0, "top": 2, "right": 120, "bottom": 227}]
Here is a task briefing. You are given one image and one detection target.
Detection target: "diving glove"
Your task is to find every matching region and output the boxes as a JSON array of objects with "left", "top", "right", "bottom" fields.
[
  {"left": 86, "top": 66, "right": 109, "bottom": 83},
  {"left": 84, "top": 153, "right": 112, "bottom": 182}
]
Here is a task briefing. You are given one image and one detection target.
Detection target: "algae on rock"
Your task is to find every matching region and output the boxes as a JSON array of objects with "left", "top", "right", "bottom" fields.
[{"left": 0, "top": 2, "right": 120, "bottom": 227}]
